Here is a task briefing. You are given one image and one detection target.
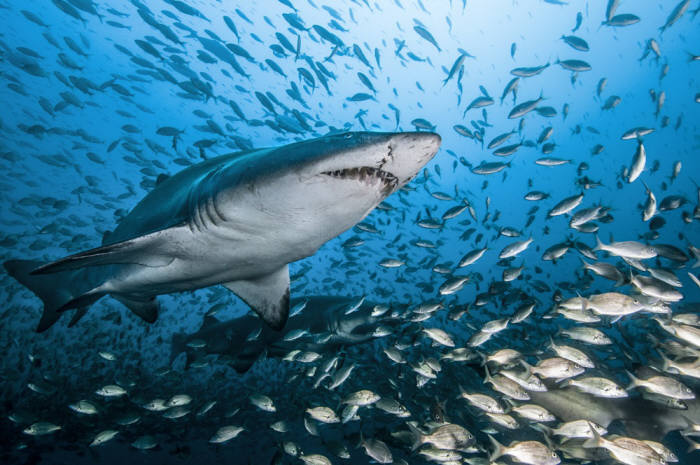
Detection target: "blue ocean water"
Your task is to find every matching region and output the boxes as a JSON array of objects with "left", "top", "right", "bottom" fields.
[{"left": 0, "top": 0, "right": 699, "bottom": 464}]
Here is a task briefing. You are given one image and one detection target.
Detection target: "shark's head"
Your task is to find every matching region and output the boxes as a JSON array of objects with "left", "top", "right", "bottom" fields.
[
  {"left": 211, "top": 131, "right": 441, "bottom": 263},
  {"left": 298, "top": 131, "right": 442, "bottom": 192}
]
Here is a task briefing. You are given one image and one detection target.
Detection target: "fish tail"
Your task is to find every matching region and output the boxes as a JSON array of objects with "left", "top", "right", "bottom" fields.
[
  {"left": 170, "top": 332, "right": 188, "bottom": 366},
  {"left": 593, "top": 234, "right": 604, "bottom": 251},
  {"left": 483, "top": 364, "right": 494, "bottom": 385},
  {"left": 502, "top": 397, "right": 515, "bottom": 413},
  {"left": 624, "top": 370, "right": 640, "bottom": 390},
  {"left": 658, "top": 351, "right": 672, "bottom": 371},
  {"left": 686, "top": 436, "right": 700, "bottom": 454},
  {"left": 456, "top": 383, "right": 468, "bottom": 400},
  {"left": 4, "top": 259, "right": 101, "bottom": 332},
  {"left": 531, "top": 422, "right": 553, "bottom": 438},
  {"left": 406, "top": 423, "right": 424, "bottom": 451},
  {"left": 487, "top": 434, "right": 507, "bottom": 461},
  {"left": 519, "top": 359, "right": 534, "bottom": 378},
  {"left": 579, "top": 256, "right": 590, "bottom": 269},
  {"left": 583, "top": 423, "right": 606, "bottom": 449}
]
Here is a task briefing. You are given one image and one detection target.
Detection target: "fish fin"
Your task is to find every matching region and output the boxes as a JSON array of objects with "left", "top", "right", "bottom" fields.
[
  {"left": 487, "top": 434, "right": 507, "bottom": 461},
  {"left": 170, "top": 332, "right": 187, "bottom": 366},
  {"left": 114, "top": 295, "right": 159, "bottom": 323},
  {"left": 579, "top": 256, "right": 590, "bottom": 269},
  {"left": 624, "top": 369, "right": 640, "bottom": 391},
  {"left": 223, "top": 265, "right": 290, "bottom": 330},
  {"left": 67, "top": 307, "right": 89, "bottom": 327},
  {"left": 530, "top": 423, "right": 553, "bottom": 440},
  {"left": 102, "top": 230, "right": 113, "bottom": 244},
  {"left": 30, "top": 230, "right": 175, "bottom": 275},
  {"left": 199, "top": 314, "right": 221, "bottom": 331},
  {"left": 406, "top": 423, "right": 424, "bottom": 451},
  {"left": 155, "top": 173, "right": 171, "bottom": 186},
  {"left": 483, "top": 364, "right": 494, "bottom": 385},
  {"left": 582, "top": 423, "right": 605, "bottom": 449},
  {"left": 560, "top": 378, "right": 573, "bottom": 388},
  {"left": 57, "top": 292, "right": 102, "bottom": 313},
  {"left": 184, "top": 352, "right": 198, "bottom": 370},
  {"left": 502, "top": 397, "right": 515, "bottom": 413},
  {"left": 686, "top": 436, "right": 700, "bottom": 454},
  {"left": 593, "top": 234, "right": 604, "bottom": 251},
  {"left": 231, "top": 355, "right": 258, "bottom": 374},
  {"left": 456, "top": 383, "right": 466, "bottom": 400},
  {"left": 4, "top": 259, "right": 100, "bottom": 332}
]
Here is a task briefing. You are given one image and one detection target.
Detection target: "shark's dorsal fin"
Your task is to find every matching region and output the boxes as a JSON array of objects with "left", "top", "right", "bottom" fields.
[{"left": 222, "top": 265, "right": 290, "bottom": 331}]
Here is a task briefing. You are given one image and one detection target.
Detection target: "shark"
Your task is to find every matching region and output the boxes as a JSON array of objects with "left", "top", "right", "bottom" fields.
[
  {"left": 4, "top": 131, "right": 441, "bottom": 332},
  {"left": 170, "top": 295, "right": 404, "bottom": 373}
]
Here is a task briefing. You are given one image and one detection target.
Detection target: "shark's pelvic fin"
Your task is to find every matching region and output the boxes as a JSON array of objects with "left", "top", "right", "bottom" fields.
[
  {"left": 223, "top": 265, "right": 290, "bottom": 331},
  {"left": 29, "top": 230, "right": 176, "bottom": 275}
]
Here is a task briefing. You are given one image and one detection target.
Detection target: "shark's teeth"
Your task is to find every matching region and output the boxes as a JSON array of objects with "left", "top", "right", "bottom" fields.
[{"left": 322, "top": 166, "right": 398, "bottom": 190}]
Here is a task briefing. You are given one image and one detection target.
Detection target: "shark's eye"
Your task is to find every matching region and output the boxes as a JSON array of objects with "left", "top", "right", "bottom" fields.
[{"left": 344, "top": 133, "right": 353, "bottom": 139}]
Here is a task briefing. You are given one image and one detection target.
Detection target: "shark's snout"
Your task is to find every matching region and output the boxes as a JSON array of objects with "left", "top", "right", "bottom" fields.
[
  {"left": 386, "top": 131, "right": 442, "bottom": 185},
  {"left": 313, "top": 131, "right": 441, "bottom": 195}
]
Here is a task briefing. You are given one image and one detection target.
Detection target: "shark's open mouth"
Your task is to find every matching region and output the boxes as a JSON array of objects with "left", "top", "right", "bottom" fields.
[{"left": 321, "top": 167, "right": 398, "bottom": 191}]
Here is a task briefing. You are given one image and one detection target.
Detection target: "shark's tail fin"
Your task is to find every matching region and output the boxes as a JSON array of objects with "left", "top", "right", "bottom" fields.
[{"left": 4, "top": 259, "right": 101, "bottom": 332}]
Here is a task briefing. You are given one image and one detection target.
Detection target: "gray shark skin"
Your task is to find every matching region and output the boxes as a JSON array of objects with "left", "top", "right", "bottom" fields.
[
  {"left": 171, "top": 295, "right": 402, "bottom": 373},
  {"left": 529, "top": 385, "right": 700, "bottom": 439},
  {"left": 3, "top": 132, "right": 440, "bottom": 332}
]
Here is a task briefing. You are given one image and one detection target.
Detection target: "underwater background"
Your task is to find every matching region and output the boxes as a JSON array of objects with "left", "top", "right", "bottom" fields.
[{"left": 0, "top": 0, "right": 699, "bottom": 464}]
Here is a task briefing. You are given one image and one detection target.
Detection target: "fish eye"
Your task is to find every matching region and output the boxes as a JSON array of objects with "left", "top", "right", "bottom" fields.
[{"left": 343, "top": 133, "right": 353, "bottom": 139}]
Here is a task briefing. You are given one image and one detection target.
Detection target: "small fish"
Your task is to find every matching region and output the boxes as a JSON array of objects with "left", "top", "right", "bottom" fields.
[{"left": 209, "top": 425, "right": 244, "bottom": 443}]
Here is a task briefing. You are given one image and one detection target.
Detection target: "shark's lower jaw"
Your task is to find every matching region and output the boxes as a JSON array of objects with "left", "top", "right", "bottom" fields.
[{"left": 321, "top": 166, "right": 399, "bottom": 193}]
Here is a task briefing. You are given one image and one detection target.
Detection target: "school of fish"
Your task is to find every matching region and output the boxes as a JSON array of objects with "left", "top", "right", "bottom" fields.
[{"left": 0, "top": 0, "right": 699, "bottom": 464}]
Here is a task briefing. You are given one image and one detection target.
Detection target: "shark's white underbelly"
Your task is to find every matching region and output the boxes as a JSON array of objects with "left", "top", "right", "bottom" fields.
[{"left": 101, "top": 222, "right": 320, "bottom": 297}]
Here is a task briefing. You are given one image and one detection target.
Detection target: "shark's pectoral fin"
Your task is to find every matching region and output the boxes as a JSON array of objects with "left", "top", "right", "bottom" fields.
[
  {"left": 222, "top": 265, "right": 290, "bottom": 331},
  {"left": 30, "top": 230, "right": 176, "bottom": 275},
  {"left": 115, "top": 295, "right": 159, "bottom": 323}
]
